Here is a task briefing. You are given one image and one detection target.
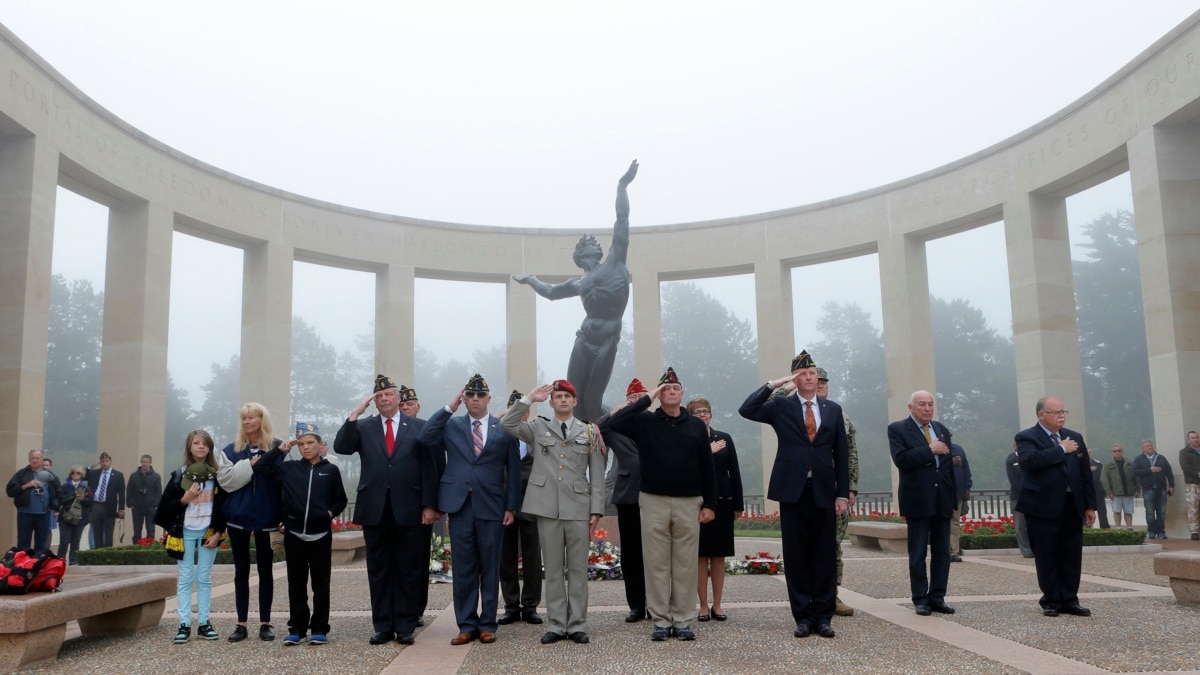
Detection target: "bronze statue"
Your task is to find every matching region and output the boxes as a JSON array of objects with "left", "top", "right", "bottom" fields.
[{"left": 513, "top": 160, "right": 638, "bottom": 422}]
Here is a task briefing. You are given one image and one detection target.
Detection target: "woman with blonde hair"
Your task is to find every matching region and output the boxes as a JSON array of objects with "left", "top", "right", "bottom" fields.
[{"left": 220, "top": 402, "right": 284, "bottom": 642}]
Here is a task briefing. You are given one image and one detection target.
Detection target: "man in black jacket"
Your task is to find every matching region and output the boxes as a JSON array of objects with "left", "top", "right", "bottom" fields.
[
  {"left": 597, "top": 378, "right": 650, "bottom": 623},
  {"left": 498, "top": 390, "right": 544, "bottom": 627},
  {"left": 1005, "top": 447, "right": 1033, "bottom": 557},
  {"left": 6, "top": 449, "right": 61, "bottom": 554},
  {"left": 128, "top": 454, "right": 163, "bottom": 541}
]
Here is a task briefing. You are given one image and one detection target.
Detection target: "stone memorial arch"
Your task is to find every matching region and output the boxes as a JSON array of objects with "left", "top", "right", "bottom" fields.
[{"left": 3, "top": 15, "right": 1200, "bottom": 545}]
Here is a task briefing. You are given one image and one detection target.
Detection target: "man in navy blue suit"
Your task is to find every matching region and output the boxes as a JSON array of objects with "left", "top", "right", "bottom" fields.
[
  {"left": 740, "top": 351, "right": 849, "bottom": 639},
  {"left": 888, "top": 390, "right": 957, "bottom": 616},
  {"left": 1014, "top": 396, "right": 1096, "bottom": 617},
  {"left": 334, "top": 374, "right": 439, "bottom": 646},
  {"left": 419, "top": 374, "right": 521, "bottom": 646}
]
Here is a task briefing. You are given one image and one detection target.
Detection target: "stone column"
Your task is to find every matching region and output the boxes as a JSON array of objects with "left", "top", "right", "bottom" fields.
[
  {"left": 878, "top": 234, "right": 936, "bottom": 502},
  {"left": 240, "top": 240, "right": 293, "bottom": 422},
  {"left": 1129, "top": 124, "right": 1200, "bottom": 537},
  {"left": 97, "top": 201, "right": 173, "bottom": 474},
  {"left": 0, "top": 135, "right": 58, "bottom": 547},
  {"left": 754, "top": 259, "right": 795, "bottom": 510},
  {"left": 506, "top": 276, "right": 537, "bottom": 393},
  {"left": 375, "top": 263, "right": 415, "bottom": 387},
  {"left": 1003, "top": 192, "right": 1087, "bottom": 432},
  {"left": 631, "top": 268, "right": 661, "bottom": 378}
]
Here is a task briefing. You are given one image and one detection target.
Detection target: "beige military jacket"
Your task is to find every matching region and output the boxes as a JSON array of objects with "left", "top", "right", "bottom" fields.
[{"left": 500, "top": 400, "right": 606, "bottom": 521}]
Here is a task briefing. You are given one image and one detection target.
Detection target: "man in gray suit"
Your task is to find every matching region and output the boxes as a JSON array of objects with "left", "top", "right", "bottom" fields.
[
  {"left": 418, "top": 375, "right": 520, "bottom": 646},
  {"left": 500, "top": 380, "right": 606, "bottom": 645}
]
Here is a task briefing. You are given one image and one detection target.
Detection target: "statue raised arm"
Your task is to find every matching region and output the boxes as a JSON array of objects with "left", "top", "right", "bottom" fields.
[{"left": 510, "top": 160, "right": 637, "bottom": 422}]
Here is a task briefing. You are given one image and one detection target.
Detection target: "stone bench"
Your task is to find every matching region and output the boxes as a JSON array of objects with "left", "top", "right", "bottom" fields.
[
  {"left": 1153, "top": 550, "right": 1200, "bottom": 606},
  {"left": 847, "top": 521, "right": 908, "bottom": 553},
  {"left": 330, "top": 531, "right": 366, "bottom": 565},
  {"left": 0, "top": 572, "right": 176, "bottom": 670}
]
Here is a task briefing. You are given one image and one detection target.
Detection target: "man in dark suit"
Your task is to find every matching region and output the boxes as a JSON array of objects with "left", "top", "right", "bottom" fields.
[
  {"left": 397, "top": 384, "right": 433, "bottom": 628},
  {"left": 1006, "top": 446, "right": 1034, "bottom": 557},
  {"left": 335, "top": 374, "right": 439, "bottom": 645},
  {"left": 1014, "top": 396, "right": 1096, "bottom": 617},
  {"left": 498, "top": 390, "right": 544, "bottom": 627},
  {"left": 86, "top": 451, "right": 126, "bottom": 548},
  {"left": 740, "top": 351, "right": 849, "bottom": 639},
  {"left": 418, "top": 375, "right": 521, "bottom": 646},
  {"left": 597, "top": 378, "right": 649, "bottom": 623},
  {"left": 888, "top": 391, "right": 957, "bottom": 616}
]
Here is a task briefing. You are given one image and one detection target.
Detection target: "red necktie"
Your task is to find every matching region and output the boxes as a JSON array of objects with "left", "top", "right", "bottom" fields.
[{"left": 385, "top": 418, "right": 395, "bottom": 457}]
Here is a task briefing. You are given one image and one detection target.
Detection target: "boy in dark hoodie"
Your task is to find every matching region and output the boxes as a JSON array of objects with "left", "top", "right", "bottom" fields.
[{"left": 256, "top": 422, "right": 348, "bottom": 646}]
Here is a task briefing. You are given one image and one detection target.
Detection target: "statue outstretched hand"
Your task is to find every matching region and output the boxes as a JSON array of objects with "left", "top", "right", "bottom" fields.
[
  {"left": 619, "top": 159, "right": 639, "bottom": 186},
  {"left": 512, "top": 274, "right": 534, "bottom": 285}
]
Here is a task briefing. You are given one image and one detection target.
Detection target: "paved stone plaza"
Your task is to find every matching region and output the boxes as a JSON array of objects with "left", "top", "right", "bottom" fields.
[{"left": 25, "top": 536, "right": 1200, "bottom": 674}]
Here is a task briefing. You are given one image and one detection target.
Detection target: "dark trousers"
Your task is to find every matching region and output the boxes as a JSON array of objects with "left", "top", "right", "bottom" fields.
[
  {"left": 90, "top": 505, "right": 117, "bottom": 548},
  {"left": 131, "top": 507, "right": 156, "bottom": 541},
  {"left": 419, "top": 523, "right": 432, "bottom": 614},
  {"left": 448, "top": 495, "right": 504, "bottom": 633},
  {"left": 57, "top": 519, "right": 85, "bottom": 563},
  {"left": 779, "top": 487, "right": 837, "bottom": 627},
  {"left": 229, "top": 528, "right": 274, "bottom": 623},
  {"left": 500, "top": 515, "right": 542, "bottom": 612},
  {"left": 284, "top": 531, "right": 333, "bottom": 635},
  {"left": 1144, "top": 488, "right": 1167, "bottom": 535},
  {"left": 1094, "top": 491, "right": 1110, "bottom": 529},
  {"left": 16, "top": 512, "right": 51, "bottom": 554},
  {"left": 363, "top": 492, "right": 427, "bottom": 635},
  {"left": 905, "top": 514, "right": 952, "bottom": 604},
  {"left": 1026, "top": 493, "right": 1084, "bottom": 609},
  {"left": 615, "top": 504, "right": 646, "bottom": 612}
]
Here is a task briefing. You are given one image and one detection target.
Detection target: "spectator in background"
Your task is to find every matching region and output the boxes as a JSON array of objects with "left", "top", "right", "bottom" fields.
[
  {"left": 86, "top": 452, "right": 125, "bottom": 548},
  {"left": 948, "top": 443, "right": 972, "bottom": 562},
  {"left": 1178, "top": 431, "right": 1200, "bottom": 540},
  {"left": 6, "top": 449, "right": 61, "bottom": 554},
  {"left": 1132, "top": 439, "right": 1175, "bottom": 539},
  {"left": 1087, "top": 449, "right": 1109, "bottom": 529},
  {"left": 1102, "top": 445, "right": 1138, "bottom": 530},
  {"left": 128, "top": 454, "right": 163, "bottom": 541},
  {"left": 57, "top": 466, "right": 92, "bottom": 564},
  {"left": 1005, "top": 447, "right": 1033, "bottom": 558}
]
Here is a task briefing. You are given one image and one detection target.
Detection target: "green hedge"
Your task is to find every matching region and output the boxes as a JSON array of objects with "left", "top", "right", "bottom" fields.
[
  {"left": 78, "top": 543, "right": 285, "bottom": 565},
  {"left": 962, "top": 528, "right": 1145, "bottom": 550}
]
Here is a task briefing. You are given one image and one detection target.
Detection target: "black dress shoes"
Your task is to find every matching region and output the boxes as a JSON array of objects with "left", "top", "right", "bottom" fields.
[
  {"left": 1042, "top": 607, "right": 1060, "bottom": 617},
  {"left": 228, "top": 625, "right": 248, "bottom": 642},
  {"left": 815, "top": 623, "right": 836, "bottom": 638},
  {"left": 259, "top": 624, "right": 275, "bottom": 641},
  {"left": 950, "top": 554, "right": 963, "bottom": 562},
  {"left": 370, "top": 631, "right": 394, "bottom": 645},
  {"left": 914, "top": 604, "right": 932, "bottom": 616},
  {"left": 498, "top": 610, "right": 521, "bottom": 625},
  {"left": 1060, "top": 604, "right": 1091, "bottom": 616},
  {"left": 929, "top": 601, "right": 956, "bottom": 614},
  {"left": 568, "top": 631, "right": 590, "bottom": 644},
  {"left": 397, "top": 634, "right": 415, "bottom": 645},
  {"left": 522, "top": 610, "right": 544, "bottom": 625},
  {"left": 793, "top": 623, "right": 811, "bottom": 638},
  {"left": 625, "top": 609, "right": 648, "bottom": 623},
  {"left": 540, "top": 632, "right": 564, "bottom": 644}
]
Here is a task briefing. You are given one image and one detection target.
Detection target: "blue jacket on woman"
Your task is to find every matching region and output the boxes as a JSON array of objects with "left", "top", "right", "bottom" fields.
[{"left": 220, "top": 441, "right": 283, "bottom": 532}]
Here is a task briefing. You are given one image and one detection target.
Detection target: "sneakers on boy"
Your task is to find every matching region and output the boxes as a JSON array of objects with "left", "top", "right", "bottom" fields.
[
  {"left": 283, "top": 633, "right": 307, "bottom": 646},
  {"left": 197, "top": 623, "right": 219, "bottom": 640},
  {"left": 309, "top": 633, "right": 327, "bottom": 645},
  {"left": 174, "top": 624, "right": 191, "bottom": 644}
]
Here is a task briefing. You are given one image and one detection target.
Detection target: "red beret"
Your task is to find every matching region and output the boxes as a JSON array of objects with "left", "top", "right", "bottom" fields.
[
  {"left": 626, "top": 378, "right": 648, "bottom": 396},
  {"left": 552, "top": 379, "right": 577, "bottom": 397}
]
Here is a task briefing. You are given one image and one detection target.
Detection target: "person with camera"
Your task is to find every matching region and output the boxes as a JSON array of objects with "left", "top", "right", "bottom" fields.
[
  {"left": 6, "top": 449, "right": 62, "bottom": 554},
  {"left": 128, "top": 454, "right": 163, "bottom": 541}
]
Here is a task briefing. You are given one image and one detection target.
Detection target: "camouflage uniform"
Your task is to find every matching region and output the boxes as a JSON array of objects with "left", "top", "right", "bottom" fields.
[{"left": 836, "top": 414, "right": 859, "bottom": 584}]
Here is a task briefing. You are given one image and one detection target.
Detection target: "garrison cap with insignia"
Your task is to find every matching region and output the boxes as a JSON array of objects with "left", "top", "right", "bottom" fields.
[
  {"left": 374, "top": 373, "right": 398, "bottom": 393},
  {"left": 465, "top": 374, "right": 490, "bottom": 394},
  {"left": 295, "top": 421, "right": 321, "bottom": 441},
  {"left": 791, "top": 351, "right": 816, "bottom": 371},
  {"left": 399, "top": 385, "right": 418, "bottom": 402},
  {"left": 507, "top": 390, "right": 523, "bottom": 406},
  {"left": 658, "top": 367, "right": 681, "bottom": 387},
  {"left": 816, "top": 367, "right": 829, "bottom": 381},
  {"left": 626, "top": 378, "right": 648, "bottom": 396}
]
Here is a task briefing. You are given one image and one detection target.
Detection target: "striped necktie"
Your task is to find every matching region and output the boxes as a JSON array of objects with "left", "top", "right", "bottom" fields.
[{"left": 473, "top": 420, "right": 484, "bottom": 456}]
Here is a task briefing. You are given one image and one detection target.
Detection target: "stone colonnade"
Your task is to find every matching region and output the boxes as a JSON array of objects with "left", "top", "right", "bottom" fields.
[{"left": 2, "top": 17, "right": 1200, "bottom": 546}]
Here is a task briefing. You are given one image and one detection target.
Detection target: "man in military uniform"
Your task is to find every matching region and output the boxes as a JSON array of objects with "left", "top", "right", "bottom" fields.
[
  {"left": 816, "top": 368, "right": 858, "bottom": 617},
  {"left": 500, "top": 380, "right": 606, "bottom": 645}
]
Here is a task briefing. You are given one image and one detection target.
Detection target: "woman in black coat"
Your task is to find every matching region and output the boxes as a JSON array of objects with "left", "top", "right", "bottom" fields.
[{"left": 688, "top": 398, "right": 743, "bottom": 622}]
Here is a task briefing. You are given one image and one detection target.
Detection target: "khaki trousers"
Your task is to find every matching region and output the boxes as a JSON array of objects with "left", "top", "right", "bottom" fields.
[
  {"left": 536, "top": 515, "right": 590, "bottom": 635},
  {"left": 639, "top": 492, "right": 702, "bottom": 628}
]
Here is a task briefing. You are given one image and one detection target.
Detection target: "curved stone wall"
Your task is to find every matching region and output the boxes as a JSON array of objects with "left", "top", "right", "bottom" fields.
[{"left": 2, "top": 14, "right": 1199, "bottom": 537}]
